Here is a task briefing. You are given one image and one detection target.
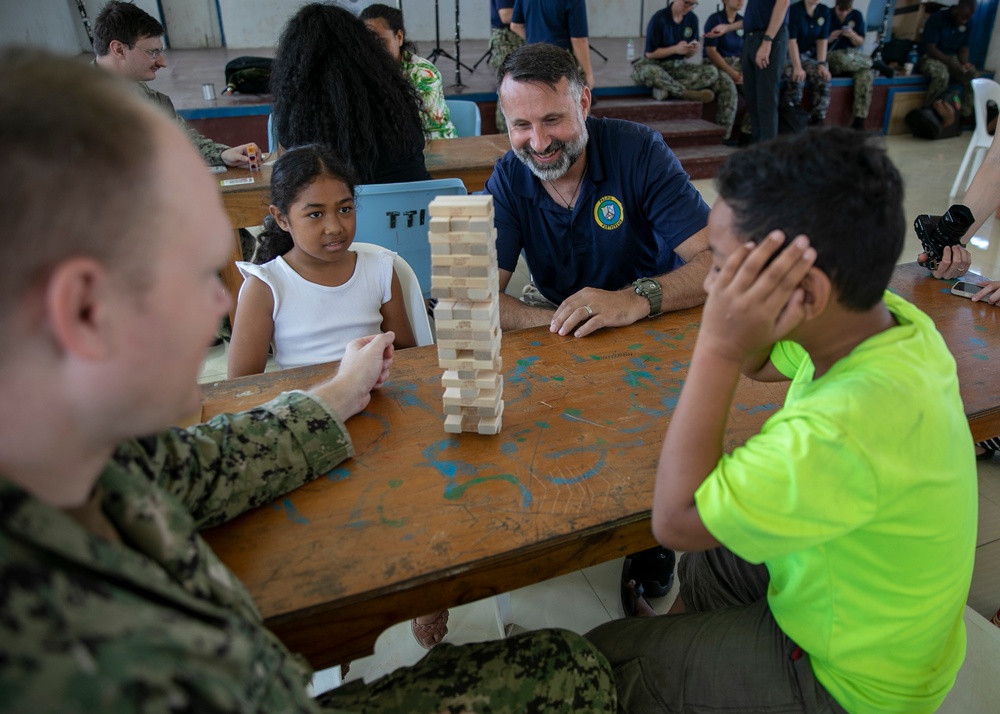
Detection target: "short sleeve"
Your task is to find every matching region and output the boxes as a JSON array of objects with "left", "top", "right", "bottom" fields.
[
  {"left": 769, "top": 340, "right": 807, "bottom": 380},
  {"left": 568, "top": 0, "right": 589, "bottom": 37}
]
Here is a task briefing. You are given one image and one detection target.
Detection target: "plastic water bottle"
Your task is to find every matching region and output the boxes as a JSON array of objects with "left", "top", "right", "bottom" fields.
[
  {"left": 906, "top": 46, "right": 918, "bottom": 75},
  {"left": 627, "top": 38, "right": 635, "bottom": 63}
]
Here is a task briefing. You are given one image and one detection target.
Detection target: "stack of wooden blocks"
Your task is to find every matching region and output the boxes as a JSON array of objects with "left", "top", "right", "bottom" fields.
[{"left": 428, "top": 195, "right": 505, "bottom": 435}]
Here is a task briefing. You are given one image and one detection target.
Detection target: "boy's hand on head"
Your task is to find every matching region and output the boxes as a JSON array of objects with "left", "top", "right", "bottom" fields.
[{"left": 699, "top": 232, "right": 816, "bottom": 364}]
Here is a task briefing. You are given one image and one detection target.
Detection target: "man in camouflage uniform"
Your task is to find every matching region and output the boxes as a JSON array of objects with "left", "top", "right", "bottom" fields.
[
  {"left": 917, "top": 0, "right": 978, "bottom": 118},
  {"left": 827, "top": 0, "right": 874, "bottom": 129},
  {"left": 489, "top": 0, "right": 524, "bottom": 133},
  {"left": 783, "top": 0, "right": 833, "bottom": 126},
  {"left": 0, "top": 47, "right": 617, "bottom": 714},
  {"left": 633, "top": 1, "right": 737, "bottom": 140},
  {"left": 93, "top": 1, "right": 255, "bottom": 167}
]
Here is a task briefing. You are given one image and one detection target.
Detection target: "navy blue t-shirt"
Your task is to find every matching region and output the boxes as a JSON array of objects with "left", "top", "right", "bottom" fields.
[
  {"left": 511, "top": 0, "right": 588, "bottom": 49},
  {"left": 744, "top": 0, "right": 789, "bottom": 32},
  {"left": 788, "top": 1, "right": 831, "bottom": 56},
  {"left": 485, "top": 116, "right": 710, "bottom": 305},
  {"left": 920, "top": 8, "right": 971, "bottom": 56},
  {"left": 704, "top": 10, "right": 745, "bottom": 58},
  {"left": 645, "top": 6, "right": 700, "bottom": 55},
  {"left": 491, "top": 0, "right": 515, "bottom": 29},
  {"left": 828, "top": 8, "right": 865, "bottom": 52}
]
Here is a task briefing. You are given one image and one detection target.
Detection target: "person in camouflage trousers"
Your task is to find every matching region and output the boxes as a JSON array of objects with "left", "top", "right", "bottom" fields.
[
  {"left": 917, "top": 0, "right": 979, "bottom": 118},
  {"left": 827, "top": 0, "right": 874, "bottom": 129},
  {"left": 783, "top": 0, "right": 832, "bottom": 126},
  {"left": 93, "top": 1, "right": 256, "bottom": 167},
  {"left": 488, "top": 0, "right": 525, "bottom": 133},
  {"left": 634, "top": 3, "right": 737, "bottom": 140},
  {"left": 0, "top": 47, "right": 617, "bottom": 714}
]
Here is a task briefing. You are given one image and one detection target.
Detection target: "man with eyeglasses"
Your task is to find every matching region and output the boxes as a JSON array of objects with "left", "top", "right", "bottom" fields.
[
  {"left": 632, "top": 0, "right": 737, "bottom": 141},
  {"left": 93, "top": 1, "right": 256, "bottom": 168}
]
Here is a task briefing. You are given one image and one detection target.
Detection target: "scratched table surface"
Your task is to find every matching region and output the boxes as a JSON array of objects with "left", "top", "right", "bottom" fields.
[{"left": 199, "top": 263, "right": 998, "bottom": 668}]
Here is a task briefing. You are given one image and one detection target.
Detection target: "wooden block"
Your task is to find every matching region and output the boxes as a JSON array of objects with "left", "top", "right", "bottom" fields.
[
  {"left": 443, "top": 387, "right": 502, "bottom": 408},
  {"left": 439, "top": 354, "right": 503, "bottom": 371},
  {"left": 443, "top": 414, "right": 465, "bottom": 433},
  {"left": 428, "top": 254, "right": 495, "bottom": 268},
  {"left": 448, "top": 217, "right": 471, "bottom": 232},
  {"left": 468, "top": 217, "right": 492, "bottom": 234},
  {"left": 431, "top": 285, "right": 496, "bottom": 301},
  {"left": 432, "top": 299, "right": 458, "bottom": 321},
  {"left": 431, "top": 273, "right": 497, "bottom": 290},
  {"left": 442, "top": 402, "right": 503, "bottom": 418},
  {"left": 441, "top": 371, "right": 502, "bottom": 389},
  {"left": 428, "top": 217, "right": 451, "bottom": 233},
  {"left": 476, "top": 407, "right": 504, "bottom": 435},
  {"left": 428, "top": 195, "right": 494, "bottom": 217}
]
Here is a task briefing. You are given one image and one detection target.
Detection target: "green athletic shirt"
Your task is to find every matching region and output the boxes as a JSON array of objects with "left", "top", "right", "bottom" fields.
[{"left": 696, "top": 291, "right": 977, "bottom": 713}]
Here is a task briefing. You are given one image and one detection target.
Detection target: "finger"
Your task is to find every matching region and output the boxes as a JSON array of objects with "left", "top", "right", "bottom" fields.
[
  {"left": 558, "top": 305, "right": 594, "bottom": 336},
  {"left": 573, "top": 313, "right": 605, "bottom": 338},
  {"left": 751, "top": 236, "right": 815, "bottom": 311},
  {"left": 714, "top": 240, "right": 755, "bottom": 290},
  {"left": 774, "top": 287, "right": 808, "bottom": 337},
  {"left": 732, "top": 231, "right": 791, "bottom": 289}
]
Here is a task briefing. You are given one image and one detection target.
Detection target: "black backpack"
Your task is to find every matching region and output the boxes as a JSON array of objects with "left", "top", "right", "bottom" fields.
[
  {"left": 906, "top": 90, "right": 963, "bottom": 140},
  {"left": 223, "top": 56, "right": 272, "bottom": 95}
]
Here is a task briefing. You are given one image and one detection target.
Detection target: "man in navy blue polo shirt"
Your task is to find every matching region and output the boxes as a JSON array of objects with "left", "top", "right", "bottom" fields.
[
  {"left": 918, "top": 0, "right": 978, "bottom": 118},
  {"left": 510, "top": 0, "right": 595, "bottom": 89},
  {"left": 784, "top": 0, "right": 832, "bottom": 126},
  {"left": 485, "top": 43, "right": 711, "bottom": 338},
  {"left": 711, "top": 0, "right": 790, "bottom": 141}
]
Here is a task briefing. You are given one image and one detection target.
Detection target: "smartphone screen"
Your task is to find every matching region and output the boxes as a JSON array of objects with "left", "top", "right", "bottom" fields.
[{"left": 951, "top": 281, "right": 980, "bottom": 298}]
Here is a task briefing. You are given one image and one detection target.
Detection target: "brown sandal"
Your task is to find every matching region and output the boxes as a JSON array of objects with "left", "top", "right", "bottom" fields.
[{"left": 411, "top": 610, "right": 449, "bottom": 649}]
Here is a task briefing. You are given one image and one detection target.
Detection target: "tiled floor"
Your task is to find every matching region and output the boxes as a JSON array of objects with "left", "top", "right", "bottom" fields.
[{"left": 199, "top": 133, "right": 1000, "bottom": 705}]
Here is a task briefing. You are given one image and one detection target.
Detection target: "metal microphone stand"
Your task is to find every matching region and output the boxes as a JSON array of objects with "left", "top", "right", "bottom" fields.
[{"left": 427, "top": 0, "right": 473, "bottom": 87}]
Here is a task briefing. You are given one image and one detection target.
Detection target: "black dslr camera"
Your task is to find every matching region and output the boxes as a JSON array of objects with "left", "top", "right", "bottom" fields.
[{"left": 914, "top": 204, "right": 975, "bottom": 271}]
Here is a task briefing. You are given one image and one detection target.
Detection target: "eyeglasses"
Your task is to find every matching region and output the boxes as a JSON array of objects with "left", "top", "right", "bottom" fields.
[
  {"left": 682, "top": 0, "right": 699, "bottom": 6},
  {"left": 132, "top": 46, "right": 165, "bottom": 59}
]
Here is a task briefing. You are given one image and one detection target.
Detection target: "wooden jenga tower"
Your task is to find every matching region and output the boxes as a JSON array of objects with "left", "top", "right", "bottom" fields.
[{"left": 428, "top": 195, "right": 504, "bottom": 435}]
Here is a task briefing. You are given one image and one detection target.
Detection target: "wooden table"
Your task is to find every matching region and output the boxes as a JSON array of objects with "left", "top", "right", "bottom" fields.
[
  {"left": 199, "top": 263, "right": 998, "bottom": 668},
  {"left": 216, "top": 135, "right": 511, "bottom": 322}
]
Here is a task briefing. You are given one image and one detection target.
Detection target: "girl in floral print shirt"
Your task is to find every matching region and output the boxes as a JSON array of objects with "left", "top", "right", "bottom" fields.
[{"left": 362, "top": 3, "right": 459, "bottom": 140}]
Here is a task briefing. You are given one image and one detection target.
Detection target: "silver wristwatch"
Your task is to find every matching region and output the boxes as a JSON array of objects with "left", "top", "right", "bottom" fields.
[{"left": 631, "top": 277, "right": 663, "bottom": 317}]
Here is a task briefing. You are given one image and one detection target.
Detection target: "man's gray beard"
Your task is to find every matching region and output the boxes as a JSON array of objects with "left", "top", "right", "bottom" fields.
[{"left": 513, "top": 120, "right": 589, "bottom": 182}]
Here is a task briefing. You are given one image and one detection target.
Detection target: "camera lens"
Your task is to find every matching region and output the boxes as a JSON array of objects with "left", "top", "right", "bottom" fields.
[{"left": 934, "top": 204, "right": 975, "bottom": 242}]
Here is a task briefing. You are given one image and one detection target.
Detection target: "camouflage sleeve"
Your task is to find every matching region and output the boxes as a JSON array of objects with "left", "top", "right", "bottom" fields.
[
  {"left": 138, "top": 82, "right": 230, "bottom": 165},
  {"left": 113, "top": 391, "right": 354, "bottom": 529}
]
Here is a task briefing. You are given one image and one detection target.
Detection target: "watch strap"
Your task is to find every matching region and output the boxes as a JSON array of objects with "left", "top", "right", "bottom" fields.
[
  {"left": 632, "top": 278, "right": 663, "bottom": 318},
  {"left": 762, "top": 33, "right": 774, "bottom": 42}
]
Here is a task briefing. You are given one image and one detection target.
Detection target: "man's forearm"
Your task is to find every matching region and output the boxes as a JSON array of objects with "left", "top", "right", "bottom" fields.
[
  {"left": 570, "top": 37, "right": 595, "bottom": 85},
  {"left": 656, "top": 249, "right": 710, "bottom": 313},
  {"left": 510, "top": 22, "right": 526, "bottom": 40},
  {"left": 499, "top": 292, "right": 555, "bottom": 330},
  {"left": 766, "top": 0, "right": 790, "bottom": 38}
]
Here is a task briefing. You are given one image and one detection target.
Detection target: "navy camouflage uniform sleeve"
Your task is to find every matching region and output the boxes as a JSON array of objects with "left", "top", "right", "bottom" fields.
[{"left": 115, "top": 390, "right": 355, "bottom": 529}]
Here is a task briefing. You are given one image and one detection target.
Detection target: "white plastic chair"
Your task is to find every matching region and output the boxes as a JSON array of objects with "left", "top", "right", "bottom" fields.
[
  {"left": 949, "top": 78, "right": 1000, "bottom": 200},
  {"left": 443, "top": 99, "right": 482, "bottom": 137},
  {"left": 350, "top": 242, "right": 434, "bottom": 346}
]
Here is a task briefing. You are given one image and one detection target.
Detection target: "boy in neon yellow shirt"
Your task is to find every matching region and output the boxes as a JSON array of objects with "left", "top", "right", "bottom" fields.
[{"left": 587, "top": 127, "right": 977, "bottom": 712}]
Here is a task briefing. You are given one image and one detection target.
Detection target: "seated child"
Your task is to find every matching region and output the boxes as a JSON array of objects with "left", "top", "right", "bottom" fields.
[
  {"left": 228, "top": 144, "right": 416, "bottom": 378},
  {"left": 587, "top": 127, "right": 977, "bottom": 713}
]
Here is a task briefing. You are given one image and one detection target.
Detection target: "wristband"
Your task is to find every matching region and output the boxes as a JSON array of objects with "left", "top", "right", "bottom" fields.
[
  {"left": 818, "top": 60, "right": 829, "bottom": 65},
  {"left": 762, "top": 34, "right": 774, "bottom": 42}
]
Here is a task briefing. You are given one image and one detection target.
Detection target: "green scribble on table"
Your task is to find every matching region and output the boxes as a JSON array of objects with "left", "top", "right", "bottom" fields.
[
  {"left": 536, "top": 421, "right": 550, "bottom": 428},
  {"left": 444, "top": 473, "right": 524, "bottom": 500}
]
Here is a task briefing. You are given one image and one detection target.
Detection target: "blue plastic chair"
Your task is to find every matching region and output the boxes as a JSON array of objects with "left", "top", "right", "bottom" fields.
[
  {"left": 444, "top": 99, "right": 482, "bottom": 137},
  {"left": 355, "top": 178, "right": 469, "bottom": 298},
  {"left": 267, "top": 113, "right": 278, "bottom": 153}
]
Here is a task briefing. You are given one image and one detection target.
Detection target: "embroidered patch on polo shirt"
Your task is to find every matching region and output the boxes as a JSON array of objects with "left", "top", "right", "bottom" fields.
[{"left": 594, "top": 196, "right": 624, "bottom": 230}]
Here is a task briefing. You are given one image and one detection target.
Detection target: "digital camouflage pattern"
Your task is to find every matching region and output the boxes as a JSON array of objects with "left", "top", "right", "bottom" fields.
[
  {"left": 136, "top": 80, "right": 231, "bottom": 164},
  {"left": 489, "top": 27, "right": 525, "bottom": 133},
  {"left": 0, "top": 390, "right": 615, "bottom": 713},
  {"left": 632, "top": 58, "right": 738, "bottom": 139},
  {"left": 917, "top": 56, "right": 975, "bottom": 118},
  {"left": 828, "top": 49, "right": 874, "bottom": 120},
  {"left": 402, "top": 52, "right": 458, "bottom": 140},
  {"left": 781, "top": 57, "right": 832, "bottom": 122},
  {"left": 720, "top": 55, "right": 753, "bottom": 136}
]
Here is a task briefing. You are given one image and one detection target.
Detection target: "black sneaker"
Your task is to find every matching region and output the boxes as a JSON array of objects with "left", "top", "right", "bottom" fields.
[{"left": 622, "top": 546, "right": 676, "bottom": 599}]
